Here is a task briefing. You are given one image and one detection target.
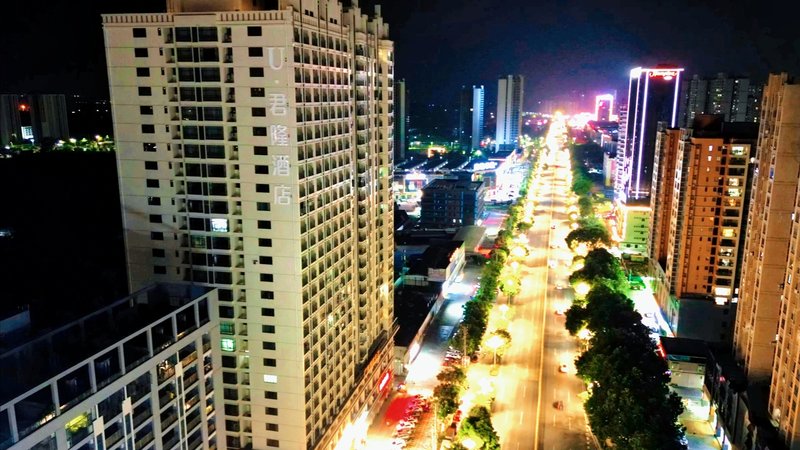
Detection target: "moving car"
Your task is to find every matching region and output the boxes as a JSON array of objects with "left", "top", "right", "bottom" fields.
[{"left": 559, "top": 363, "right": 569, "bottom": 373}]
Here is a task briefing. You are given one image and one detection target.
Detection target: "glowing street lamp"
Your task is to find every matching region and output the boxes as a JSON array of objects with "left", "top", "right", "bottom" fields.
[
  {"left": 574, "top": 282, "right": 591, "bottom": 298},
  {"left": 486, "top": 334, "right": 505, "bottom": 366}
]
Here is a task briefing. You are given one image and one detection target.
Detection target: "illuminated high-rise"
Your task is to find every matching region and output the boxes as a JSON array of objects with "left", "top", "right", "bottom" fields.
[
  {"left": 103, "top": 1, "right": 396, "bottom": 449},
  {"left": 678, "top": 73, "right": 763, "bottom": 128},
  {"left": 458, "top": 85, "right": 484, "bottom": 150},
  {"left": 614, "top": 66, "right": 683, "bottom": 255},
  {"left": 649, "top": 116, "right": 756, "bottom": 341},
  {"left": 595, "top": 94, "right": 614, "bottom": 122},
  {"left": 730, "top": 73, "right": 800, "bottom": 449},
  {"left": 495, "top": 75, "right": 524, "bottom": 150},
  {"left": 617, "top": 66, "right": 684, "bottom": 202}
]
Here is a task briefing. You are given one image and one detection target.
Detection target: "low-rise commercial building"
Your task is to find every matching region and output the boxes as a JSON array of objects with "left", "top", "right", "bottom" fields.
[{"left": 419, "top": 179, "right": 485, "bottom": 228}]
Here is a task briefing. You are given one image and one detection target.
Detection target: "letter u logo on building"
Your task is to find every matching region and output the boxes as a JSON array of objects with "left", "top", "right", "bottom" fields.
[{"left": 267, "top": 48, "right": 285, "bottom": 70}]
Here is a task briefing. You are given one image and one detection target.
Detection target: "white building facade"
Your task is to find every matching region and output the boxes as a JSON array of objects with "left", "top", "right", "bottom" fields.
[
  {"left": 495, "top": 75, "right": 524, "bottom": 150},
  {"left": 102, "top": 1, "right": 396, "bottom": 449},
  {"left": 0, "top": 284, "right": 219, "bottom": 450}
]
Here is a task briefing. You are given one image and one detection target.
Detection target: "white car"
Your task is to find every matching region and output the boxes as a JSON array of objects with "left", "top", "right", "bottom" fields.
[
  {"left": 559, "top": 363, "right": 569, "bottom": 373},
  {"left": 555, "top": 284, "right": 564, "bottom": 290}
]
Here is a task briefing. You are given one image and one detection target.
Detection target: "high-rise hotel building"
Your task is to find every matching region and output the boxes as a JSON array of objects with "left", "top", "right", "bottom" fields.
[
  {"left": 102, "top": 1, "right": 396, "bottom": 449},
  {"left": 614, "top": 66, "right": 683, "bottom": 254}
]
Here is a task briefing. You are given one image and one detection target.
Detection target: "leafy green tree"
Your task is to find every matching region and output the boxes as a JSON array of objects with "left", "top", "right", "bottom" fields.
[
  {"left": 565, "top": 221, "right": 611, "bottom": 250},
  {"left": 578, "top": 195, "right": 594, "bottom": 217},
  {"left": 437, "top": 366, "right": 467, "bottom": 387},
  {"left": 488, "top": 329, "right": 512, "bottom": 356},
  {"left": 458, "top": 406, "right": 500, "bottom": 450},
  {"left": 499, "top": 275, "right": 521, "bottom": 300},
  {"left": 433, "top": 383, "right": 460, "bottom": 420},
  {"left": 578, "top": 328, "right": 685, "bottom": 449},
  {"left": 572, "top": 174, "right": 593, "bottom": 196},
  {"left": 517, "top": 221, "right": 533, "bottom": 232},
  {"left": 461, "top": 302, "right": 489, "bottom": 354},
  {"left": 569, "top": 248, "right": 625, "bottom": 289}
]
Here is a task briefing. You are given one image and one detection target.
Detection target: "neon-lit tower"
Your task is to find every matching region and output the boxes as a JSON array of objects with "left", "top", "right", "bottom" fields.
[
  {"left": 595, "top": 94, "right": 614, "bottom": 122},
  {"left": 618, "top": 66, "right": 684, "bottom": 202}
]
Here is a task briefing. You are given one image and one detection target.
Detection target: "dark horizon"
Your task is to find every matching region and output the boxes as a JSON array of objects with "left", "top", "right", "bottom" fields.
[{"left": 1, "top": 0, "right": 798, "bottom": 109}]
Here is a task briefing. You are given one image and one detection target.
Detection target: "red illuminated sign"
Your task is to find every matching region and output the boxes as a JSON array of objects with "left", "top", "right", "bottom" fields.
[
  {"left": 649, "top": 69, "right": 679, "bottom": 80},
  {"left": 18, "top": 104, "right": 29, "bottom": 112},
  {"left": 378, "top": 371, "right": 391, "bottom": 392}
]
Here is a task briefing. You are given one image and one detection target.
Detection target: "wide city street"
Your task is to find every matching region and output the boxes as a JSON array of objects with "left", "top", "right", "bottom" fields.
[{"left": 492, "top": 129, "right": 593, "bottom": 450}]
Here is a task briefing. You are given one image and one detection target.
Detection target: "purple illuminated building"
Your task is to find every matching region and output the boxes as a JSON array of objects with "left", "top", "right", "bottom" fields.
[{"left": 615, "top": 66, "right": 684, "bottom": 202}]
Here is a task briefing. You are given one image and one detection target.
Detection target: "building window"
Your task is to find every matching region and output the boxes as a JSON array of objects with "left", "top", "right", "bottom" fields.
[
  {"left": 145, "top": 161, "right": 158, "bottom": 170},
  {"left": 153, "top": 265, "right": 166, "bottom": 274},
  {"left": 259, "top": 238, "right": 272, "bottom": 247},
  {"left": 266, "top": 422, "right": 279, "bottom": 431},
  {"left": 253, "top": 127, "right": 268, "bottom": 137},
  {"left": 141, "top": 124, "right": 155, "bottom": 134},
  {"left": 138, "top": 86, "right": 152, "bottom": 96},
  {"left": 251, "top": 87, "right": 265, "bottom": 97},
  {"left": 147, "top": 197, "right": 161, "bottom": 206},
  {"left": 136, "top": 67, "right": 150, "bottom": 77},
  {"left": 257, "top": 220, "right": 272, "bottom": 229},
  {"left": 146, "top": 179, "right": 160, "bottom": 188},
  {"left": 260, "top": 256, "right": 273, "bottom": 265},
  {"left": 262, "top": 325, "right": 275, "bottom": 333},
  {"left": 134, "top": 48, "right": 148, "bottom": 58},
  {"left": 262, "top": 342, "right": 276, "bottom": 350},
  {"left": 221, "top": 338, "right": 236, "bottom": 352},
  {"left": 152, "top": 248, "right": 165, "bottom": 257},
  {"left": 140, "top": 105, "right": 154, "bottom": 115},
  {"left": 255, "top": 165, "right": 269, "bottom": 174},
  {"left": 263, "top": 374, "right": 278, "bottom": 384},
  {"left": 260, "top": 274, "right": 273, "bottom": 282},
  {"left": 149, "top": 214, "right": 162, "bottom": 223},
  {"left": 250, "top": 67, "right": 264, "bottom": 77},
  {"left": 261, "top": 290, "right": 275, "bottom": 299},
  {"left": 261, "top": 308, "right": 275, "bottom": 317},
  {"left": 266, "top": 438, "right": 279, "bottom": 447},
  {"left": 254, "top": 146, "right": 269, "bottom": 155},
  {"left": 143, "top": 142, "right": 157, "bottom": 152},
  {"left": 256, "top": 184, "right": 270, "bottom": 193},
  {"left": 257, "top": 202, "right": 271, "bottom": 211},
  {"left": 220, "top": 322, "right": 235, "bottom": 335},
  {"left": 150, "top": 231, "right": 164, "bottom": 240},
  {"left": 132, "top": 28, "right": 147, "bottom": 38},
  {"left": 252, "top": 107, "right": 266, "bottom": 117},
  {"left": 265, "top": 407, "right": 278, "bottom": 416},
  {"left": 247, "top": 26, "right": 262, "bottom": 36},
  {"left": 248, "top": 47, "right": 263, "bottom": 57}
]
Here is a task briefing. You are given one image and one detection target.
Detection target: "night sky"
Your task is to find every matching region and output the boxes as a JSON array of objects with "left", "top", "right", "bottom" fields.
[{"left": 1, "top": 0, "right": 798, "bottom": 108}]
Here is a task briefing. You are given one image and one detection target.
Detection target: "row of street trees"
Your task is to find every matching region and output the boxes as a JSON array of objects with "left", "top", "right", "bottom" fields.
[
  {"left": 563, "top": 143, "right": 686, "bottom": 449},
  {"left": 432, "top": 150, "right": 542, "bottom": 449}
]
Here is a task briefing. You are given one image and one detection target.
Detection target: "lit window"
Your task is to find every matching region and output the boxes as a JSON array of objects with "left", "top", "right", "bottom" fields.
[
  {"left": 722, "top": 229, "right": 735, "bottom": 238},
  {"left": 211, "top": 218, "right": 229, "bottom": 232},
  {"left": 263, "top": 374, "right": 278, "bottom": 383},
  {"left": 221, "top": 338, "right": 236, "bottom": 352}
]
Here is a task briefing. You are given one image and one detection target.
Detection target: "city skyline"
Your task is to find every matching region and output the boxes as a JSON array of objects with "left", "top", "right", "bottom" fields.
[
  {"left": 1, "top": 0, "right": 799, "bottom": 107},
  {"left": 4, "top": 0, "right": 800, "bottom": 449}
]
